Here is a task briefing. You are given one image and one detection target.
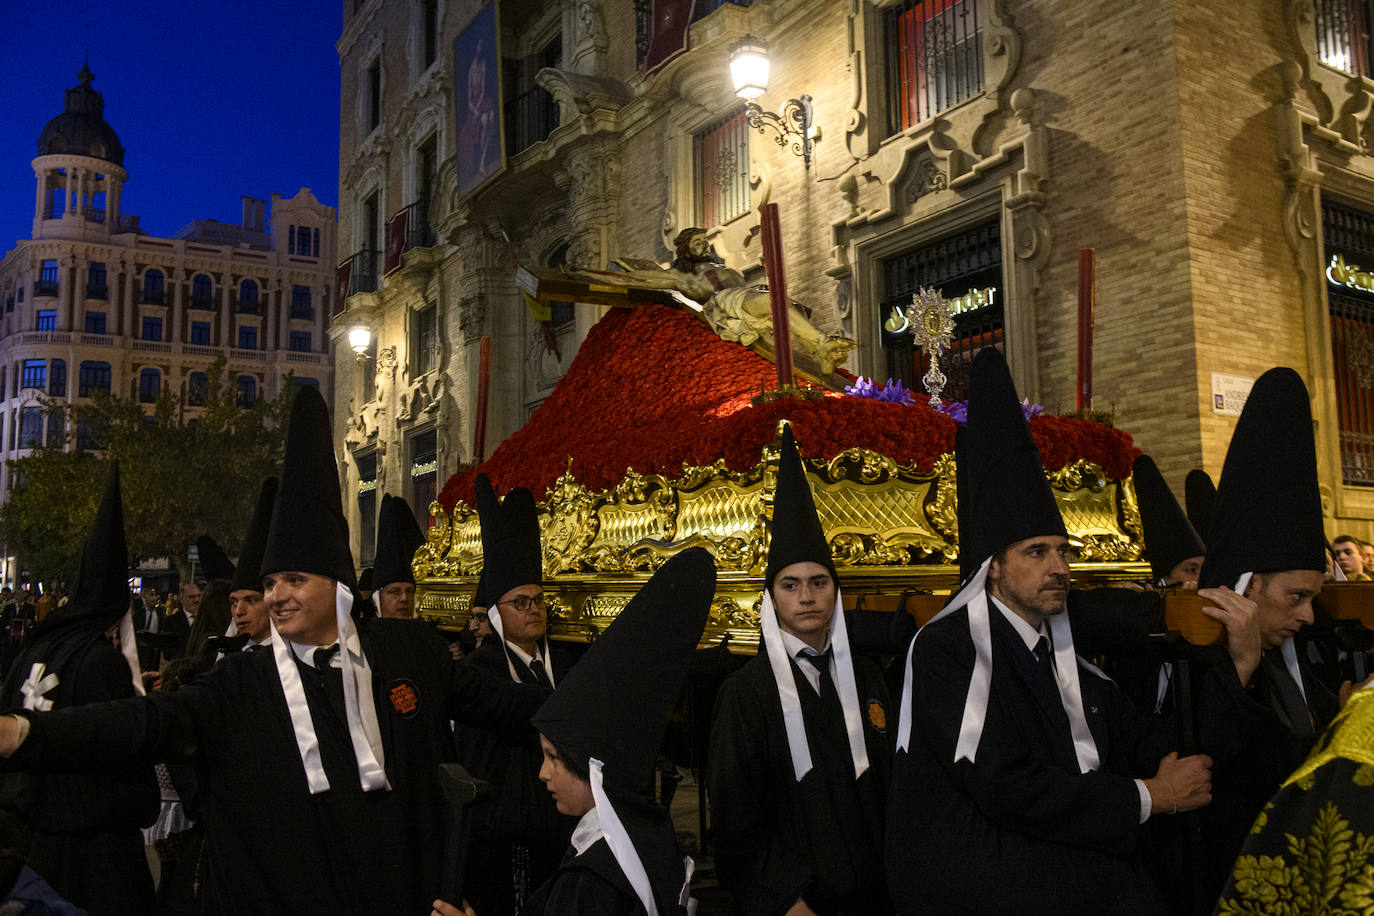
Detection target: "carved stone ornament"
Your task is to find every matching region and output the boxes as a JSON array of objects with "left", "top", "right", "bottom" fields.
[
  {"left": 907, "top": 156, "right": 949, "bottom": 202},
  {"left": 458, "top": 297, "right": 486, "bottom": 342}
]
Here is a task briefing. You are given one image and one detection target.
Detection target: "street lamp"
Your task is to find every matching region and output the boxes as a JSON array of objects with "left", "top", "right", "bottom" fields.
[
  {"left": 348, "top": 325, "right": 372, "bottom": 362},
  {"left": 728, "top": 34, "right": 817, "bottom": 170}
]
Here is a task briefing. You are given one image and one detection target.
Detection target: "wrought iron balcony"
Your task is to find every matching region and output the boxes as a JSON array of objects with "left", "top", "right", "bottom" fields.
[
  {"left": 338, "top": 249, "right": 380, "bottom": 303},
  {"left": 504, "top": 85, "right": 558, "bottom": 157},
  {"left": 33, "top": 281, "right": 58, "bottom": 298}
]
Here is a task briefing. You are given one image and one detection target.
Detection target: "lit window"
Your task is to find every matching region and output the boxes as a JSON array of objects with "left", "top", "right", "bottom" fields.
[{"left": 21, "top": 361, "right": 45, "bottom": 390}]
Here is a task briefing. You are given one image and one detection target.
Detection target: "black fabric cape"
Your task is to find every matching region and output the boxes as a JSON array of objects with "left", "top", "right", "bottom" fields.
[
  {"left": 519, "top": 792, "right": 688, "bottom": 916},
  {"left": 6, "top": 618, "right": 547, "bottom": 916},
  {"left": 708, "top": 651, "right": 893, "bottom": 916},
  {"left": 456, "top": 638, "right": 575, "bottom": 914},
  {"left": 885, "top": 603, "right": 1263, "bottom": 915},
  {"left": 0, "top": 633, "right": 156, "bottom": 916},
  {"left": 1187, "top": 644, "right": 1338, "bottom": 906}
]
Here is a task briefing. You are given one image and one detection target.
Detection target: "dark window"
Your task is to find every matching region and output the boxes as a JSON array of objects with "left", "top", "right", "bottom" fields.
[
  {"left": 356, "top": 450, "right": 378, "bottom": 563},
  {"left": 546, "top": 244, "right": 575, "bottom": 327},
  {"left": 885, "top": 0, "right": 984, "bottom": 135},
  {"left": 694, "top": 109, "right": 750, "bottom": 227},
  {"left": 410, "top": 428, "right": 438, "bottom": 526},
  {"left": 289, "top": 331, "right": 311, "bottom": 352},
  {"left": 1316, "top": 0, "right": 1374, "bottom": 76},
  {"left": 692, "top": 0, "right": 752, "bottom": 20},
  {"left": 84, "top": 312, "right": 106, "bottom": 334},
  {"left": 290, "top": 285, "right": 312, "bottom": 319},
  {"left": 314, "top": 228, "right": 321, "bottom": 258},
  {"left": 881, "top": 217, "right": 1003, "bottom": 398},
  {"left": 76, "top": 420, "right": 102, "bottom": 450},
  {"left": 367, "top": 58, "right": 382, "bottom": 132},
  {"left": 35, "top": 260, "right": 58, "bottom": 298},
  {"left": 187, "top": 372, "right": 208, "bottom": 406},
  {"left": 46, "top": 411, "right": 63, "bottom": 448},
  {"left": 36, "top": 310, "right": 56, "bottom": 332},
  {"left": 78, "top": 361, "right": 111, "bottom": 397},
  {"left": 238, "top": 326, "right": 258, "bottom": 349},
  {"left": 19, "top": 408, "right": 43, "bottom": 448},
  {"left": 411, "top": 304, "right": 438, "bottom": 376},
  {"left": 143, "top": 269, "right": 165, "bottom": 305},
  {"left": 238, "top": 279, "right": 260, "bottom": 311},
  {"left": 142, "top": 316, "right": 163, "bottom": 341},
  {"left": 288, "top": 225, "right": 297, "bottom": 255},
  {"left": 87, "top": 261, "right": 107, "bottom": 299},
  {"left": 138, "top": 368, "right": 161, "bottom": 403},
  {"left": 191, "top": 322, "right": 211, "bottom": 345},
  {"left": 192, "top": 274, "right": 214, "bottom": 308},
  {"left": 421, "top": 0, "right": 438, "bottom": 68},
  {"left": 237, "top": 375, "right": 257, "bottom": 407},
  {"left": 503, "top": 35, "right": 561, "bottom": 156},
  {"left": 21, "top": 361, "right": 45, "bottom": 390},
  {"left": 1322, "top": 198, "right": 1374, "bottom": 484},
  {"left": 49, "top": 360, "right": 65, "bottom": 397},
  {"left": 5, "top": 295, "right": 13, "bottom": 313},
  {"left": 288, "top": 227, "right": 319, "bottom": 258},
  {"left": 292, "top": 376, "right": 319, "bottom": 390}
]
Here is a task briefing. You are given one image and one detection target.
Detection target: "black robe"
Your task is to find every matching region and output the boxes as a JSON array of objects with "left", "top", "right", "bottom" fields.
[
  {"left": 520, "top": 792, "right": 688, "bottom": 916},
  {"left": 6, "top": 618, "right": 546, "bottom": 916},
  {"left": 709, "top": 651, "right": 893, "bottom": 916},
  {"left": 1190, "top": 644, "right": 1338, "bottom": 907},
  {"left": 457, "top": 639, "right": 575, "bottom": 914},
  {"left": 0, "top": 632, "right": 157, "bottom": 916},
  {"left": 885, "top": 605, "right": 1261, "bottom": 915}
]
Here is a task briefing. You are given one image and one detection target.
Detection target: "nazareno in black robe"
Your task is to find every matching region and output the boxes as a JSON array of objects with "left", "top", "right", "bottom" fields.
[
  {"left": 456, "top": 637, "right": 575, "bottom": 914},
  {"left": 0, "top": 631, "right": 157, "bottom": 916},
  {"left": 519, "top": 790, "right": 688, "bottom": 916},
  {"left": 709, "top": 651, "right": 893, "bottom": 916},
  {"left": 5, "top": 617, "right": 546, "bottom": 916},
  {"left": 885, "top": 604, "right": 1264, "bottom": 915}
]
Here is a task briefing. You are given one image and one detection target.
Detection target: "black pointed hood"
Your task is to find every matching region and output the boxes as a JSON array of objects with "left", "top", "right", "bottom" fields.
[
  {"left": 260, "top": 386, "right": 356, "bottom": 587},
  {"left": 501, "top": 487, "right": 542, "bottom": 582},
  {"left": 955, "top": 424, "right": 974, "bottom": 582},
  {"left": 475, "top": 474, "right": 540, "bottom": 604},
  {"left": 195, "top": 535, "right": 235, "bottom": 583},
  {"left": 1185, "top": 469, "right": 1216, "bottom": 544},
  {"left": 765, "top": 425, "right": 836, "bottom": 587},
  {"left": 372, "top": 494, "right": 425, "bottom": 590},
  {"left": 1132, "top": 455, "right": 1206, "bottom": 582},
  {"left": 1199, "top": 369, "right": 1326, "bottom": 588},
  {"left": 229, "top": 477, "right": 278, "bottom": 594},
  {"left": 962, "top": 348, "right": 1066, "bottom": 566},
  {"left": 531, "top": 547, "right": 716, "bottom": 795},
  {"left": 34, "top": 462, "right": 129, "bottom": 638}
]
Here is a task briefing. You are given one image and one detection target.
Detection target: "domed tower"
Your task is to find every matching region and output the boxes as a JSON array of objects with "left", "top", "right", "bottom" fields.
[{"left": 32, "top": 61, "right": 130, "bottom": 238}]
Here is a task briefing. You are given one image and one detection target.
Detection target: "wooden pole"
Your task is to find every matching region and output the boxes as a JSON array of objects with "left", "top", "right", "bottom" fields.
[
  {"left": 1076, "top": 248, "right": 1095, "bottom": 412},
  {"left": 759, "top": 203, "right": 795, "bottom": 389},
  {"left": 473, "top": 335, "right": 492, "bottom": 459}
]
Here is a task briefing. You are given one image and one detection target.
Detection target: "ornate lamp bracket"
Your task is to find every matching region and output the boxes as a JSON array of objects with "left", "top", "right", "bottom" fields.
[{"left": 746, "top": 95, "right": 816, "bottom": 170}]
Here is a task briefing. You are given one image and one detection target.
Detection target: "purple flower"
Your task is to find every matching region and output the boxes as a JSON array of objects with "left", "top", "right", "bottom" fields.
[
  {"left": 930, "top": 398, "right": 1043, "bottom": 425},
  {"left": 844, "top": 376, "right": 914, "bottom": 405}
]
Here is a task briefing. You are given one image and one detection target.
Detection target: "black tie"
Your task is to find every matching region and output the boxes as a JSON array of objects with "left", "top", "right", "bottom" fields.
[
  {"left": 310, "top": 645, "right": 347, "bottom": 724},
  {"left": 800, "top": 650, "right": 841, "bottom": 709},
  {"left": 529, "top": 656, "right": 552, "bottom": 689},
  {"left": 1033, "top": 636, "right": 1055, "bottom": 681},
  {"left": 314, "top": 645, "right": 340, "bottom": 669}
]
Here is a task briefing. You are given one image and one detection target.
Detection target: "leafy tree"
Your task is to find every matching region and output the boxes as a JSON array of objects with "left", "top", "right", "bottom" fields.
[{"left": 1, "top": 357, "right": 294, "bottom": 585}]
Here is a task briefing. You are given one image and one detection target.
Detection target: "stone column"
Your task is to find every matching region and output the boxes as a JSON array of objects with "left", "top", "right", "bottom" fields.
[
  {"left": 171, "top": 267, "right": 185, "bottom": 343},
  {"left": 121, "top": 260, "right": 135, "bottom": 338},
  {"left": 220, "top": 276, "right": 232, "bottom": 347}
]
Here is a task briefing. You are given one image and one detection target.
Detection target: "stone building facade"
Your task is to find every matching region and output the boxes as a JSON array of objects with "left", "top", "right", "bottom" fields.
[
  {"left": 333, "top": 0, "right": 1374, "bottom": 558},
  {"left": 0, "top": 65, "right": 335, "bottom": 582}
]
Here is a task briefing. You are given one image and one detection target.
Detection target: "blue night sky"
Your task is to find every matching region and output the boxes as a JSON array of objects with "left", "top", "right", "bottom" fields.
[{"left": 0, "top": 0, "right": 341, "bottom": 252}]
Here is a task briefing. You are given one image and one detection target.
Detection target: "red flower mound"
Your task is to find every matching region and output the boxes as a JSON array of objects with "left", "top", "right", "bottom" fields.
[{"left": 439, "top": 304, "right": 1139, "bottom": 510}]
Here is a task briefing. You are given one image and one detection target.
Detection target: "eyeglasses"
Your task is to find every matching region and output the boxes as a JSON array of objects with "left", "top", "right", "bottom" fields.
[{"left": 498, "top": 593, "right": 546, "bottom": 613}]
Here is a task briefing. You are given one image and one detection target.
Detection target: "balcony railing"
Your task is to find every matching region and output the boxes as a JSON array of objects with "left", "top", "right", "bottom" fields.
[
  {"left": 289, "top": 304, "right": 314, "bottom": 321},
  {"left": 24, "top": 331, "right": 70, "bottom": 345},
  {"left": 384, "top": 201, "right": 437, "bottom": 275},
  {"left": 235, "top": 298, "right": 261, "bottom": 314},
  {"left": 190, "top": 295, "right": 216, "bottom": 310},
  {"left": 337, "top": 250, "right": 380, "bottom": 307},
  {"left": 116, "top": 214, "right": 140, "bottom": 233},
  {"left": 80, "top": 333, "right": 115, "bottom": 347},
  {"left": 82, "top": 206, "right": 106, "bottom": 224},
  {"left": 33, "top": 281, "right": 58, "bottom": 298},
  {"left": 504, "top": 85, "right": 558, "bottom": 158},
  {"left": 86, "top": 284, "right": 108, "bottom": 300},
  {"left": 142, "top": 291, "right": 165, "bottom": 305}
]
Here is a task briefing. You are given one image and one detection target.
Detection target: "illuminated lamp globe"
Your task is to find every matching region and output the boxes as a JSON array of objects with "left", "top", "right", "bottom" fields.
[
  {"left": 729, "top": 35, "right": 770, "bottom": 101},
  {"left": 348, "top": 325, "right": 372, "bottom": 356}
]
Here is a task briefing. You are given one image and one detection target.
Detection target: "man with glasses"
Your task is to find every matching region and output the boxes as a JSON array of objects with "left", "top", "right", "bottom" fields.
[{"left": 456, "top": 476, "right": 574, "bottom": 915}]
